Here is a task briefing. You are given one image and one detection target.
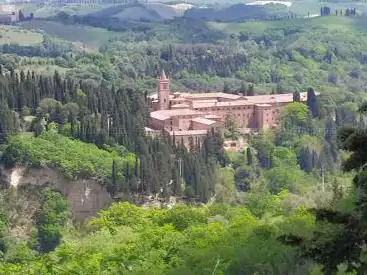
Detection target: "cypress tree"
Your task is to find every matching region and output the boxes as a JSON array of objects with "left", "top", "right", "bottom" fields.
[
  {"left": 239, "top": 81, "right": 247, "bottom": 95},
  {"left": 307, "top": 87, "right": 320, "bottom": 118},
  {"left": 293, "top": 91, "right": 301, "bottom": 102},
  {"left": 110, "top": 159, "right": 118, "bottom": 196},
  {"left": 247, "top": 84, "right": 255, "bottom": 96},
  {"left": 299, "top": 147, "right": 313, "bottom": 173},
  {"left": 223, "top": 82, "right": 230, "bottom": 93},
  {"left": 247, "top": 147, "right": 253, "bottom": 166}
]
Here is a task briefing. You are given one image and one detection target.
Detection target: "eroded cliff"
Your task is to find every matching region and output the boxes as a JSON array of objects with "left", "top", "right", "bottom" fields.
[{"left": 1, "top": 166, "right": 112, "bottom": 220}]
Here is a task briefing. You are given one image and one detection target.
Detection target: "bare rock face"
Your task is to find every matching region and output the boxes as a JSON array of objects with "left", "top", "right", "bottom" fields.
[{"left": 3, "top": 166, "right": 112, "bottom": 220}]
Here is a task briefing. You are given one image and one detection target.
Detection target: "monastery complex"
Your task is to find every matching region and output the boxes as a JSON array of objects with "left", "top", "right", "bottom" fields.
[{"left": 147, "top": 72, "right": 308, "bottom": 148}]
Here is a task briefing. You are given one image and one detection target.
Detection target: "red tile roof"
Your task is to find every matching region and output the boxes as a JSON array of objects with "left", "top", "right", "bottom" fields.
[
  {"left": 171, "top": 103, "right": 190, "bottom": 108},
  {"left": 191, "top": 117, "right": 217, "bottom": 125},
  {"left": 170, "top": 130, "right": 208, "bottom": 136},
  {"left": 193, "top": 100, "right": 253, "bottom": 109},
  {"left": 204, "top": 114, "right": 221, "bottom": 119},
  {"left": 184, "top": 92, "right": 242, "bottom": 100},
  {"left": 150, "top": 108, "right": 203, "bottom": 121}
]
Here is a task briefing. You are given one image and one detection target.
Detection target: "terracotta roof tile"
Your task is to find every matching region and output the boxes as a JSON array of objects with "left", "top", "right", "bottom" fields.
[
  {"left": 193, "top": 100, "right": 253, "bottom": 109},
  {"left": 184, "top": 92, "right": 242, "bottom": 100},
  {"left": 150, "top": 108, "right": 203, "bottom": 121},
  {"left": 244, "top": 92, "right": 307, "bottom": 104},
  {"left": 191, "top": 117, "right": 217, "bottom": 125},
  {"left": 171, "top": 103, "right": 190, "bottom": 108},
  {"left": 170, "top": 130, "right": 208, "bottom": 136},
  {"left": 204, "top": 114, "right": 221, "bottom": 119}
]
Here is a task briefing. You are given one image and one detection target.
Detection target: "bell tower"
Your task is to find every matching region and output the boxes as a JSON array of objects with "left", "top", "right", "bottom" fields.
[{"left": 158, "top": 70, "right": 170, "bottom": 110}]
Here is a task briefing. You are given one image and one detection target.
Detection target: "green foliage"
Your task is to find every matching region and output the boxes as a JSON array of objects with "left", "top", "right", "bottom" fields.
[
  {"left": 282, "top": 102, "right": 310, "bottom": 125},
  {"left": 215, "top": 167, "right": 235, "bottom": 202},
  {"left": 251, "top": 131, "right": 274, "bottom": 169},
  {"left": 0, "top": 201, "right": 320, "bottom": 274},
  {"left": 224, "top": 114, "right": 240, "bottom": 140},
  {"left": 265, "top": 166, "right": 313, "bottom": 194},
  {"left": 1, "top": 131, "right": 135, "bottom": 182},
  {"left": 36, "top": 188, "right": 68, "bottom": 253},
  {"left": 272, "top": 147, "right": 298, "bottom": 168}
]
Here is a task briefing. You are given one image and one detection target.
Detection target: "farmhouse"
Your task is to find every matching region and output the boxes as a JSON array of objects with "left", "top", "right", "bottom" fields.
[{"left": 0, "top": 5, "right": 17, "bottom": 24}]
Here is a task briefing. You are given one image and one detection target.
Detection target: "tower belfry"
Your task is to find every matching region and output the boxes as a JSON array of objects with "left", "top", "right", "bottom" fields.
[{"left": 158, "top": 70, "right": 170, "bottom": 110}]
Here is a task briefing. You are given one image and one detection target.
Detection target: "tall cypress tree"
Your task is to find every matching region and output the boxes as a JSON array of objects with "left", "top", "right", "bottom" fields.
[
  {"left": 109, "top": 159, "right": 117, "bottom": 196},
  {"left": 293, "top": 91, "right": 301, "bottom": 102},
  {"left": 247, "top": 84, "right": 255, "bottom": 96},
  {"left": 307, "top": 87, "right": 320, "bottom": 118},
  {"left": 246, "top": 147, "right": 253, "bottom": 166}
]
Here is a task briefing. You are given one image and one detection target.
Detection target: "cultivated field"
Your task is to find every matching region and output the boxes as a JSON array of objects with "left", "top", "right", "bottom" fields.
[
  {"left": 0, "top": 25, "right": 43, "bottom": 45},
  {"left": 21, "top": 20, "right": 124, "bottom": 50},
  {"left": 209, "top": 15, "right": 367, "bottom": 35}
]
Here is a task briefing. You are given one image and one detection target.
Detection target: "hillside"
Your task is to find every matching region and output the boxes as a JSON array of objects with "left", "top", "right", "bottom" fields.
[
  {"left": 113, "top": 5, "right": 163, "bottom": 21},
  {"left": 184, "top": 3, "right": 288, "bottom": 21},
  {"left": 21, "top": 19, "right": 124, "bottom": 49},
  {"left": 2, "top": 130, "right": 135, "bottom": 183}
]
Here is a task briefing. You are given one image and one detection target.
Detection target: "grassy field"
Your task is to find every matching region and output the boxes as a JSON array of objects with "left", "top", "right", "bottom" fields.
[
  {"left": 209, "top": 15, "right": 367, "bottom": 35},
  {"left": 21, "top": 20, "right": 125, "bottom": 50},
  {"left": 0, "top": 25, "right": 43, "bottom": 45},
  {"left": 19, "top": 3, "right": 113, "bottom": 18}
]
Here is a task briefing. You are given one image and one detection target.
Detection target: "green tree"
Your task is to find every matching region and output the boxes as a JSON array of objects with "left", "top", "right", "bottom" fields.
[
  {"left": 223, "top": 82, "right": 230, "bottom": 93},
  {"left": 246, "top": 147, "right": 253, "bottom": 166},
  {"left": 36, "top": 188, "right": 68, "bottom": 253},
  {"left": 293, "top": 91, "right": 301, "bottom": 102},
  {"left": 224, "top": 114, "right": 240, "bottom": 140},
  {"left": 307, "top": 87, "right": 320, "bottom": 118},
  {"left": 247, "top": 84, "right": 255, "bottom": 96},
  {"left": 215, "top": 167, "right": 235, "bottom": 202},
  {"left": 239, "top": 81, "right": 247, "bottom": 95},
  {"left": 252, "top": 132, "right": 274, "bottom": 169}
]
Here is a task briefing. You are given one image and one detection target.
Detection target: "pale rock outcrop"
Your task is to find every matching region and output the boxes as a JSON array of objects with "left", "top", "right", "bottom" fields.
[{"left": 2, "top": 166, "right": 112, "bottom": 220}]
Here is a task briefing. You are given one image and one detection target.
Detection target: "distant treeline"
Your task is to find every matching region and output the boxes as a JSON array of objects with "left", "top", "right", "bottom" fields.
[
  {"left": 0, "top": 40, "right": 72, "bottom": 58},
  {"left": 320, "top": 6, "right": 357, "bottom": 16},
  {"left": 184, "top": 4, "right": 288, "bottom": 22}
]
